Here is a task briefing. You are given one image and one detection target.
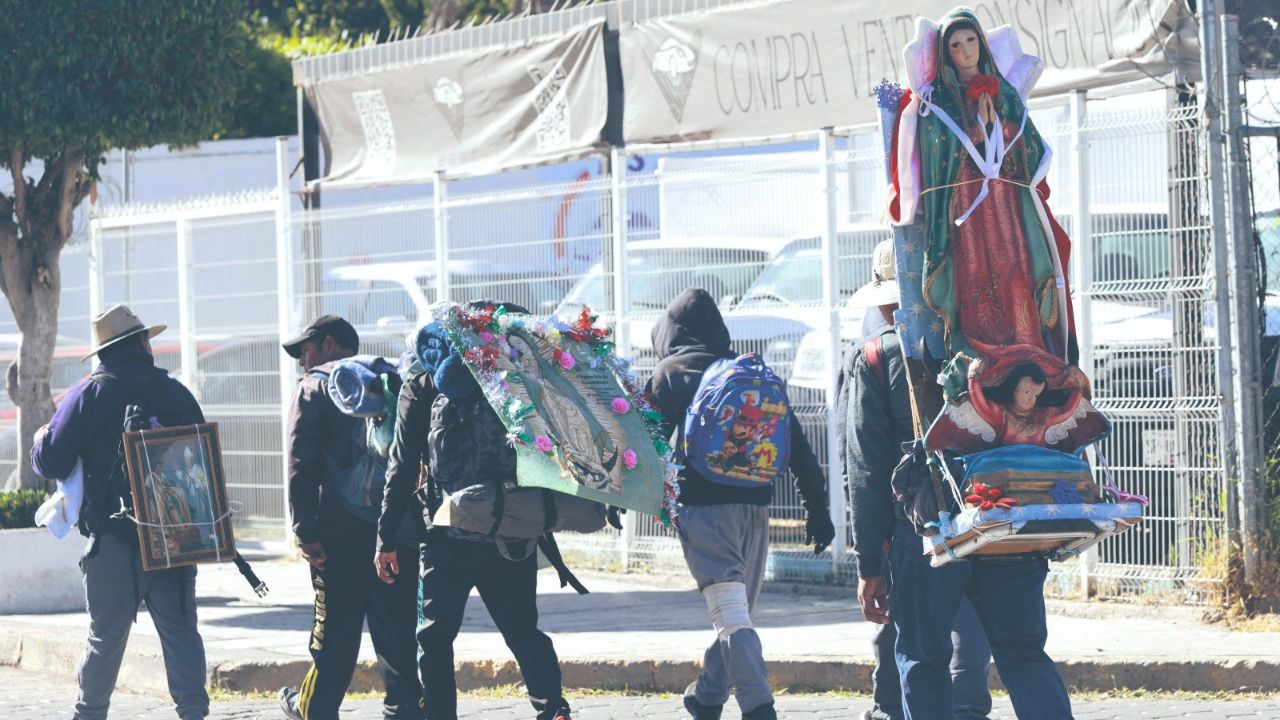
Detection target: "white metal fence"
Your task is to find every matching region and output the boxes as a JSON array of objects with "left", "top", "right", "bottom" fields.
[{"left": 0, "top": 85, "right": 1260, "bottom": 602}]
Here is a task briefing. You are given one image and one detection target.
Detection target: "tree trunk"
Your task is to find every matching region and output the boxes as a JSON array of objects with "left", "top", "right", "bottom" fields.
[
  {"left": 8, "top": 245, "right": 60, "bottom": 491},
  {"left": 0, "top": 148, "right": 89, "bottom": 491}
]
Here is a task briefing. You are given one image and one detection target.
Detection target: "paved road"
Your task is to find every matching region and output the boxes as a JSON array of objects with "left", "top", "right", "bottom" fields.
[{"left": 4, "top": 668, "right": 1279, "bottom": 720}]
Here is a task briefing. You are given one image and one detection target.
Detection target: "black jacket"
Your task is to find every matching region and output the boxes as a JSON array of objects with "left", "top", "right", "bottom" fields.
[
  {"left": 840, "top": 327, "right": 914, "bottom": 578},
  {"left": 377, "top": 370, "right": 438, "bottom": 551},
  {"left": 286, "top": 359, "right": 369, "bottom": 544},
  {"left": 643, "top": 288, "right": 828, "bottom": 512},
  {"left": 32, "top": 346, "right": 205, "bottom": 537}
]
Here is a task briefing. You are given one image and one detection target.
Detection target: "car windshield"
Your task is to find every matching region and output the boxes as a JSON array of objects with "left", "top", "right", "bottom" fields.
[
  {"left": 1092, "top": 226, "right": 1170, "bottom": 286},
  {"left": 736, "top": 237, "right": 871, "bottom": 309},
  {"left": 320, "top": 276, "right": 419, "bottom": 327},
  {"left": 559, "top": 246, "right": 771, "bottom": 312}
]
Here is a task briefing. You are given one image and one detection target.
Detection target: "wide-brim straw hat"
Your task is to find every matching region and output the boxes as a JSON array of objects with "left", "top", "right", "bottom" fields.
[
  {"left": 851, "top": 238, "right": 900, "bottom": 308},
  {"left": 81, "top": 304, "right": 166, "bottom": 361}
]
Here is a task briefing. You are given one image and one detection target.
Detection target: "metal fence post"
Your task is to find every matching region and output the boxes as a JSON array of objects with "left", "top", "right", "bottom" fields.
[
  {"left": 274, "top": 137, "right": 297, "bottom": 546},
  {"left": 610, "top": 146, "right": 635, "bottom": 571},
  {"left": 1069, "top": 90, "right": 1097, "bottom": 597},
  {"left": 1197, "top": 0, "right": 1243, "bottom": 572},
  {"left": 175, "top": 218, "right": 196, "bottom": 392},
  {"left": 1220, "top": 14, "right": 1266, "bottom": 584},
  {"left": 818, "top": 128, "right": 847, "bottom": 569},
  {"left": 434, "top": 171, "right": 450, "bottom": 303}
]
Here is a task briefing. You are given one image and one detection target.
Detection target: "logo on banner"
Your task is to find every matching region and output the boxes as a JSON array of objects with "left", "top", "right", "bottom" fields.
[
  {"left": 431, "top": 77, "right": 466, "bottom": 139},
  {"left": 650, "top": 35, "right": 700, "bottom": 122},
  {"left": 527, "top": 60, "right": 571, "bottom": 154},
  {"left": 351, "top": 89, "right": 396, "bottom": 176}
]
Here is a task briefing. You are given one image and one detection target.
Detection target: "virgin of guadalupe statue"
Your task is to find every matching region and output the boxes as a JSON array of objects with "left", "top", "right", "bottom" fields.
[{"left": 888, "top": 7, "right": 1081, "bottom": 398}]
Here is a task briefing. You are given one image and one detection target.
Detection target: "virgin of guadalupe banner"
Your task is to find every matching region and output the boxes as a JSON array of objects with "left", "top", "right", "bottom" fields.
[
  {"left": 621, "top": 0, "right": 1198, "bottom": 145},
  {"left": 436, "top": 302, "right": 678, "bottom": 521},
  {"left": 305, "top": 19, "right": 610, "bottom": 187}
]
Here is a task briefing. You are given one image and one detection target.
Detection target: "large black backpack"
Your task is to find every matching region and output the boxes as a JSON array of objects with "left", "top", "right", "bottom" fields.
[{"left": 423, "top": 392, "right": 605, "bottom": 557}]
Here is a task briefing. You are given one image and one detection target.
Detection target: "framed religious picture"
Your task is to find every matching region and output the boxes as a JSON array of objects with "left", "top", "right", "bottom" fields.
[{"left": 122, "top": 422, "right": 236, "bottom": 571}]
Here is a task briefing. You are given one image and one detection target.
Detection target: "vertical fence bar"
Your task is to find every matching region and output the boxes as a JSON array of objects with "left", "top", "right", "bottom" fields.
[
  {"left": 1069, "top": 90, "right": 1097, "bottom": 596},
  {"left": 610, "top": 146, "right": 635, "bottom": 571},
  {"left": 1220, "top": 13, "right": 1265, "bottom": 583},
  {"left": 87, "top": 214, "right": 104, "bottom": 334},
  {"left": 275, "top": 137, "right": 297, "bottom": 546},
  {"left": 175, "top": 218, "right": 196, "bottom": 392},
  {"left": 818, "top": 128, "right": 846, "bottom": 568},
  {"left": 434, "top": 171, "right": 450, "bottom": 303}
]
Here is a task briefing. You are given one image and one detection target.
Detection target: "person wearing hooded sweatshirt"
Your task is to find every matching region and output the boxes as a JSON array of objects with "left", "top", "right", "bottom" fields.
[
  {"left": 375, "top": 302, "right": 573, "bottom": 720},
  {"left": 32, "top": 305, "right": 209, "bottom": 720},
  {"left": 645, "top": 288, "right": 836, "bottom": 720}
]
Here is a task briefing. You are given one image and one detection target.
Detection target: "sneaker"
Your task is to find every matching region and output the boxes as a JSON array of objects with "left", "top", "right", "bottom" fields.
[
  {"left": 278, "top": 687, "right": 303, "bottom": 720},
  {"left": 682, "top": 682, "right": 723, "bottom": 720}
]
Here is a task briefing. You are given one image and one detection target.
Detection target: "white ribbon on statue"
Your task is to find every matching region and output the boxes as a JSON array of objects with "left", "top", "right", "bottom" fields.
[{"left": 917, "top": 83, "right": 1029, "bottom": 226}]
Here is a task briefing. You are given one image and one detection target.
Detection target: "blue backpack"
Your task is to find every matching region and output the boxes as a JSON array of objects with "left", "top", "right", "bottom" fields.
[
  {"left": 310, "top": 357, "right": 398, "bottom": 523},
  {"left": 679, "top": 354, "right": 792, "bottom": 488}
]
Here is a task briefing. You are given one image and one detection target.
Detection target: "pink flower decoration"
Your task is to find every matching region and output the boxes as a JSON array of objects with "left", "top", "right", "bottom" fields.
[
  {"left": 534, "top": 435, "right": 554, "bottom": 453},
  {"left": 556, "top": 349, "right": 576, "bottom": 371},
  {"left": 611, "top": 397, "right": 630, "bottom": 414},
  {"left": 478, "top": 331, "right": 495, "bottom": 344},
  {"left": 623, "top": 448, "right": 638, "bottom": 470}
]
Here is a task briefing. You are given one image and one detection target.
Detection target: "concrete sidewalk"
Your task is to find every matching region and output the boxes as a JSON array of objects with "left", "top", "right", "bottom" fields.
[{"left": 3, "top": 554, "right": 1279, "bottom": 697}]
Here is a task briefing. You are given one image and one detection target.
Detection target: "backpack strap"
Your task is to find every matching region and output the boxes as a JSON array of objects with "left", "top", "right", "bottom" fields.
[
  {"left": 863, "top": 336, "right": 889, "bottom": 398},
  {"left": 537, "top": 533, "right": 589, "bottom": 595},
  {"left": 540, "top": 489, "right": 559, "bottom": 535}
]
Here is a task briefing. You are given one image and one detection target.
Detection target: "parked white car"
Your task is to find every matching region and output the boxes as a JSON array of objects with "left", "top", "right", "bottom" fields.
[
  {"left": 554, "top": 236, "right": 789, "bottom": 368},
  {"left": 720, "top": 226, "right": 890, "bottom": 393}
]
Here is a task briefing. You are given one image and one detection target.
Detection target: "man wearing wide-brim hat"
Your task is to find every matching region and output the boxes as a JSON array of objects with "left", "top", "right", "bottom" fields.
[
  {"left": 838, "top": 240, "right": 994, "bottom": 720},
  {"left": 32, "top": 304, "right": 210, "bottom": 720}
]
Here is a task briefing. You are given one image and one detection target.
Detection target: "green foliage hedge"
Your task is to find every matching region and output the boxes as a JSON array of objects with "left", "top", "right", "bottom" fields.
[{"left": 0, "top": 490, "right": 48, "bottom": 530}]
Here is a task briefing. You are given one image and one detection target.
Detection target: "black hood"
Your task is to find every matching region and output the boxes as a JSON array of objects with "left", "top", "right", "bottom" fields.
[{"left": 652, "top": 288, "right": 732, "bottom": 361}]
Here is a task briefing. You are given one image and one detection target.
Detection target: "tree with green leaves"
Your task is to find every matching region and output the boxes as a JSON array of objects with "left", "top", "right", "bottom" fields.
[{"left": 0, "top": 1, "right": 243, "bottom": 489}]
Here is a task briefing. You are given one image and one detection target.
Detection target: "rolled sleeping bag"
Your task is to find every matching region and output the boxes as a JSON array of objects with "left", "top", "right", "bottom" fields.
[{"left": 328, "top": 355, "right": 400, "bottom": 418}]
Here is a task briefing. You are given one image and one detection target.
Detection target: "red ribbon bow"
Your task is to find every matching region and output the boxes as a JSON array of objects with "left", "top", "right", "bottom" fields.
[{"left": 965, "top": 482, "right": 1017, "bottom": 511}]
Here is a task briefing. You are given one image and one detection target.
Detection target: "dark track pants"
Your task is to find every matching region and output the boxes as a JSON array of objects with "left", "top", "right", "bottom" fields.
[
  {"left": 297, "top": 527, "right": 423, "bottom": 720},
  {"left": 417, "top": 533, "right": 566, "bottom": 720}
]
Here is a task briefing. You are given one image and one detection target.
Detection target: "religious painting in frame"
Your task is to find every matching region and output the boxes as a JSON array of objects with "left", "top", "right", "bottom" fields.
[{"left": 122, "top": 423, "right": 236, "bottom": 571}]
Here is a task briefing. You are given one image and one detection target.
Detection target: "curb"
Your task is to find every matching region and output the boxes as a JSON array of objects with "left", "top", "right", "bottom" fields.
[
  {"left": 209, "top": 657, "right": 1280, "bottom": 695},
  {"left": 5, "top": 624, "right": 1278, "bottom": 696}
]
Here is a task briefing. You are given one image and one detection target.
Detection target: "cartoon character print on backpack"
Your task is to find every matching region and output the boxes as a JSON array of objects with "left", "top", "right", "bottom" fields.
[
  {"left": 705, "top": 389, "right": 786, "bottom": 483},
  {"left": 683, "top": 354, "right": 793, "bottom": 489}
]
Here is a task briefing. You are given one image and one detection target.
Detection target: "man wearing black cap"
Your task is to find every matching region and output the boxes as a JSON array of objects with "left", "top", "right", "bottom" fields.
[{"left": 278, "top": 315, "right": 425, "bottom": 720}]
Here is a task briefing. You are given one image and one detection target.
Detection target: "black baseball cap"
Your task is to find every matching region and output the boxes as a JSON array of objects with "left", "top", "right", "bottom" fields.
[{"left": 282, "top": 315, "right": 360, "bottom": 358}]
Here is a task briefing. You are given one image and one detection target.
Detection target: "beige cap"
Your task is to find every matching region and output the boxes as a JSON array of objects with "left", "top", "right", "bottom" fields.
[{"left": 852, "top": 239, "right": 900, "bottom": 307}]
